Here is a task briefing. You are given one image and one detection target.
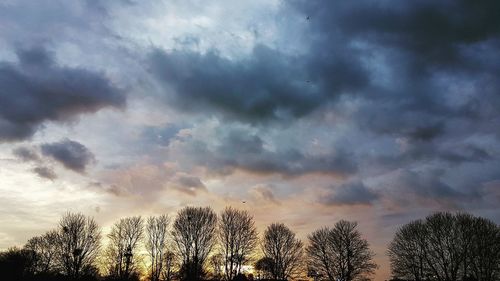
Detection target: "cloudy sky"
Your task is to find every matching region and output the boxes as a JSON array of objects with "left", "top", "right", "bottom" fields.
[{"left": 1, "top": 0, "right": 500, "bottom": 279}]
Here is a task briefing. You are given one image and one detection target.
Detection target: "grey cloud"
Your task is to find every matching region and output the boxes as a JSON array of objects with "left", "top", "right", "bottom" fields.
[
  {"left": 175, "top": 174, "right": 205, "bottom": 189},
  {"left": 320, "top": 181, "right": 378, "bottom": 206},
  {"left": 0, "top": 0, "right": 114, "bottom": 47},
  {"left": 0, "top": 46, "right": 125, "bottom": 141},
  {"left": 13, "top": 147, "right": 40, "bottom": 162},
  {"left": 366, "top": 153, "right": 499, "bottom": 209},
  {"left": 172, "top": 173, "right": 207, "bottom": 196},
  {"left": 148, "top": 0, "right": 500, "bottom": 160},
  {"left": 32, "top": 166, "right": 57, "bottom": 180},
  {"left": 141, "top": 124, "right": 182, "bottom": 147},
  {"left": 399, "top": 170, "right": 462, "bottom": 199},
  {"left": 171, "top": 127, "right": 357, "bottom": 177},
  {"left": 372, "top": 140, "right": 493, "bottom": 170},
  {"left": 216, "top": 129, "right": 357, "bottom": 176},
  {"left": 87, "top": 182, "right": 128, "bottom": 197},
  {"left": 381, "top": 169, "right": 482, "bottom": 207},
  {"left": 1, "top": 0, "right": 498, "bottom": 214},
  {"left": 405, "top": 124, "right": 445, "bottom": 142},
  {"left": 150, "top": 0, "right": 500, "bottom": 207},
  {"left": 291, "top": 0, "right": 500, "bottom": 71},
  {"left": 149, "top": 42, "right": 367, "bottom": 123},
  {"left": 97, "top": 163, "right": 210, "bottom": 199},
  {"left": 12, "top": 146, "right": 58, "bottom": 180},
  {"left": 12, "top": 146, "right": 58, "bottom": 179},
  {"left": 41, "top": 139, "right": 95, "bottom": 173},
  {"left": 437, "top": 144, "right": 491, "bottom": 164},
  {"left": 249, "top": 184, "right": 279, "bottom": 204},
  {"left": 296, "top": 0, "right": 500, "bottom": 134}
]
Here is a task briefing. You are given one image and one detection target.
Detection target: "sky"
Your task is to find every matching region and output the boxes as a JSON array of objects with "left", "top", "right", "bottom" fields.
[{"left": 1, "top": 1, "right": 500, "bottom": 280}]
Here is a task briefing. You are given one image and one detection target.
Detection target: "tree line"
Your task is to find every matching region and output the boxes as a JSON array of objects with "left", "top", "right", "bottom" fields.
[
  {"left": 0, "top": 208, "right": 498, "bottom": 281},
  {"left": 0, "top": 206, "right": 376, "bottom": 281}
]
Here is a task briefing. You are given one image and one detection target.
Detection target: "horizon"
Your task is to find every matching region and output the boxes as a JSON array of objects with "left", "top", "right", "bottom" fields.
[{"left": 1, "top": 1, "right": 500, "bottom": 281}]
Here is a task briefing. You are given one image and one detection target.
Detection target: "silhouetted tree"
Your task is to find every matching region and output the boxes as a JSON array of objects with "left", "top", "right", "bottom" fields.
[
  {"left": 104, "top": 216, "right": 144, "bottom": 280},
  {"left": 146, "top": 214, "right": 170, "bottom": 281},
  {"left": 219, "top": 207, "right": 258, "bottom": 280},
  {"left": 262, "top": 223, "right": 303, "bottom": 280},
  {"left": 172, "top": 206, "right": 217, "bottom": 281},
  {"left": 307, "top": 221, "right": 377, "bottom": 281},
  {"left": 307, "top": 227, "right": 334, "bottom": 281},
  {"left": 55, "top": 212, "right": 101, "bottom": 279},
  {"left": 0, "top": 247, "right": 36, "bottom": 281},
  {"left": 426, "top": 212, "right": 466, "bottom": 281},
  {"left": 24, "top": 230, "right": 59, "bottom": 275},
  {"left": 254, "top": 257, "right": 275, "bottom": 280},
  {"left": 233, "top": 273, "right": 249, "bottom": 281},
  {"left": 388, "top": 212, "right": 500, "bottom": 281},
  {"left": 209, "top": 253, "right": 224, "bottom": 280},
  {"left": 387, "top": 220, "right": 427, "bottom": 281},
  {"left": 161, "top": 250, "right": 177, "bottom": 281},
  {"left": 467, "top": 216, "right": 500, "bottom": 281}
]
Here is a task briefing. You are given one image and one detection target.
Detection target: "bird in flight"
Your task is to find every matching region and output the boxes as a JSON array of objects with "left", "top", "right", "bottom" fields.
[{"left": 306, "top": 16, "right": 310, "bottom": 20}]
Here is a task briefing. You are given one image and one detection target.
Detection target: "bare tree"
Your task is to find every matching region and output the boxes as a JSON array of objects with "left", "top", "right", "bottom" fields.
[
  {"left": 262, "top": 223, "right": 303, "bottom": 280},
  {"left": 389, "top": 213, "right": 462, "bottom": 281},
  {"left": 55, "top": 212, "right": 101, "bottom": 278},
  {"left": 468, "top": 216, "right": 500, "bottom": 281},
  {"left": 209, "top": 253, "right": 224, "bottom": 280},
  {"left": 254, "top": 257, "right": 275, "bottom": 280},
  {"left": 426, "top": 212, "right": 466, "bottom": 281},
  {"left": 307, "top": 227, "right": 335, "bottom": 281},
  {"left": 24, "top": 230, "right": 58, "bottom": 275},
  {"left": 172, "top": 206, "right": 217, "bottom": 281},
  {"left": 218, "top": 207, "right": 258, "bottom": 280},
  {"left": 455, "top": 213, "right": 476, "bottom": 281},
  {"left": 388, "top": 220, "right": 428, "bottom": 281},
  {"left": 104, "top": 216, "right": 144, "bottom": 279},
  {"left": 162, "top": 250, "right": 178, "bottom": 281},
  {"left": 308, "top": 221, "right": 377, "bottom": 281},
  {"left": 146, "top": 214, "right": 170, "bottom": 281},
  {"left": 388, "top": 212, "right": 500, "bottom": 281}
]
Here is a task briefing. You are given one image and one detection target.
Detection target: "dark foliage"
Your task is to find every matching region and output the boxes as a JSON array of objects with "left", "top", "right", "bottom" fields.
[{"left": 388, "top": 212, "right": 500, "bottom": 281}]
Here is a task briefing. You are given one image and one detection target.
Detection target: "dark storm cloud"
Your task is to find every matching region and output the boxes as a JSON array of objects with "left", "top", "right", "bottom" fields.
[
  {"left": 0, "top": 46, "right": 125, "bottom": 141},
  {"left": 405, "top": 124, "right": 445, "bottom": 142},
  {"left": 149, "top": 42, "right": 368, "bottom": 123},
  {"left": 150, "top": 46, "right": 317, "bottom": 122},
  {"left": 149, "top": 0, "right": 500, "bottom": 142},
  {"left": 291, "top": 0, "right": 500, "bottom": 70},
  {"left": 320, "top": 181, "right": 379, "bottom": 206},
  {"left": 41, "top": 139, "right": 95, "bottom": 173},
  {"left": 292, "top": 0, "right": 500, "bottom": 132},
  {"left": 287, "top": 0, "right": 500, "bottom": 187},
  {"left": 147, "top": 0, "right": 500, "bottom": 202}
]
